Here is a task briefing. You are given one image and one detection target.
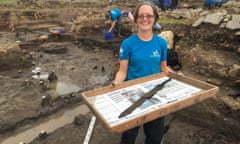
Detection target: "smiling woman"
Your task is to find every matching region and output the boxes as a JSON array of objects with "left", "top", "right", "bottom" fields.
[{"left": 112, "top": 1, "right": 173, "bottom": 144}]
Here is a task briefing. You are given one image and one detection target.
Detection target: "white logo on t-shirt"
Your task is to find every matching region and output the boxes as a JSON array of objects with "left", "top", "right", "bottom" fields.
[{"left": 151, "top": 50, "right": 160, "bottom": 57}]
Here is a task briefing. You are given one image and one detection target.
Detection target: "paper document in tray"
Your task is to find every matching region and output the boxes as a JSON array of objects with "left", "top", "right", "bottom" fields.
[{"left": 87, "top": 76, "right": 202, "bottom": 126}]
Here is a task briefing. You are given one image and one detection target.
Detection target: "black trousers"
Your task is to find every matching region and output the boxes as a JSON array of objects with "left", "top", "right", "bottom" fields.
[
  {"left": 120, "top": 117, "right": 165, "bottom": 144},
  {"left": 159, "top": 0, "right": 178, "bottom": 10},
  {"left": 171, "top": 0, "right": 178, "bottom": 9}
]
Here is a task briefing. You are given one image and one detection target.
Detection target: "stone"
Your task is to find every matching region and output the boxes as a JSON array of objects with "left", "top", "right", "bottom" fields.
[
  {"left": 48, "top": 71, "right": 58, "bottom": 82},
  {"left": 159, "top": 31, "right": 174, "bottom": 49},
  {"left": 228, "top": 67, "right": 240, "bottom": 77},
  {"left": 39, "top": 34, "right": 49, "bottom": 40},
  {"left": 204, "top": 12, "right": 225, "bottom": 25},
  {"left": 226, "top": 20, "right": 240, "bottom": 30},
  {"left": 192, "top": 16, "right": 205, "bottom": 27},
  {"left": 41, "top": 95, "right": 52, "bottom": 106},
  {"left": 74, "top": 114, "right": 85, "bottom": 125},
  {"left": 38, "top": 129, "right": 48, "bottom": 139}
]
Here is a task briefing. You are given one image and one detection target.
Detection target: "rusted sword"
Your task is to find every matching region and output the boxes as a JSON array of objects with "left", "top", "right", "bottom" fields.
[{"left": 119, "top": 78, "right": 171, "bottom": 118}]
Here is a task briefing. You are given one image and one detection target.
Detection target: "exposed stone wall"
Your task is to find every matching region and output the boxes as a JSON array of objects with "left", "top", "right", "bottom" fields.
[
  {"left": 0, "top": 43, "right": 31, "bottom": 70},
  {"left": 0, "top": 11, "right": 10, "bottom": 29}
]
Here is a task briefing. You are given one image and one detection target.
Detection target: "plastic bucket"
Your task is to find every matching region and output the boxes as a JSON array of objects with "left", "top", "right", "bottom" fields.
[
  {"left": 164, "top": 0, "right": 172, "bottom": 7},
  {"left": 104, "top": 32, "right": 113, "bottom": 40}
]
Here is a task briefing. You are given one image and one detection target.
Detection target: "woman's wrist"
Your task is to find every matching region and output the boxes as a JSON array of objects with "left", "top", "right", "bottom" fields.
[{"left": 111, "top": 80, "right": 121, "bottom": 86}]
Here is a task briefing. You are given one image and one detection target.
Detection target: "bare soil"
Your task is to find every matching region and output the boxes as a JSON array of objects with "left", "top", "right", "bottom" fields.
[{"left": 0, "top": 0, "right": 239, "bottom": 144}]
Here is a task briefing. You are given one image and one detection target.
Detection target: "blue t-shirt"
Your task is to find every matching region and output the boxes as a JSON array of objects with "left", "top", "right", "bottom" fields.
[
  {"left": 119, "top": 34, "right": 167, "bottom": 81},
  {"left": 110, "top": 8, "right": 122, "bottom": 21}
]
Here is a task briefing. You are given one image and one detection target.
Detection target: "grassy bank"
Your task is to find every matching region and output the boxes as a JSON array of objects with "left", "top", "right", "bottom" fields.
[{"left": 0, "top": 0, "right": 15, "bottom": 4}]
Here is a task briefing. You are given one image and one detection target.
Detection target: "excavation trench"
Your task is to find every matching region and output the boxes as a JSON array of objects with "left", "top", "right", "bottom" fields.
[
  {"left": 0, "top": 1, "right": 240, "bottom": 144},
  {"left": 1, "top": 104, "right": 89, "bottom": 144}
]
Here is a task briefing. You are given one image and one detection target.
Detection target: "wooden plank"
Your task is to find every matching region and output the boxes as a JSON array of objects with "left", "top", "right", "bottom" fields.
[{"left": 82, "top": 72, "right": 219, "bottom": 133}]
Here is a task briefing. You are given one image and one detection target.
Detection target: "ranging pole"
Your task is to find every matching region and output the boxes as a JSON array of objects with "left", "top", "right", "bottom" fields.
[{"left": 83, "top": 116, "right": 96, "bottom": 144}]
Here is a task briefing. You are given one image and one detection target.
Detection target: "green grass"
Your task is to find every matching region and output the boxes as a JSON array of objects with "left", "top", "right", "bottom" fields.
[
  {"left": 0, "top": 0, "right": 35, "bottom": 14},
  {"left": 159, "top": 17, "right": 185, "bottom": 24},
  {"left": 158, "top": 16, "right": 195, "bottom": 25},
  {"left": 0, "top": 0, "right": 16, "bottom": 4}
]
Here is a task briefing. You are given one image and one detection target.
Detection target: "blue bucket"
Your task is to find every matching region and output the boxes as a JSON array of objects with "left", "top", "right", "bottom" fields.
[
  {"left": 164, "top": 0, "right": 172, "bottom": 8},
  {"left": 104, "top": 31, "right": 113, "bottom": 40}
]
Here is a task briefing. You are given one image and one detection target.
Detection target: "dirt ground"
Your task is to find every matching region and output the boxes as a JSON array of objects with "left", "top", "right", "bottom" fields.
[{"left": 0, "top": 0, "right": 240, "bottom": 144}]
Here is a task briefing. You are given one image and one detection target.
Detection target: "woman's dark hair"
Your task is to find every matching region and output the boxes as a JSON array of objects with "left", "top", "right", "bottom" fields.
[{"left": 134, "top": 1, "right": 159, "bottom": 24}]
